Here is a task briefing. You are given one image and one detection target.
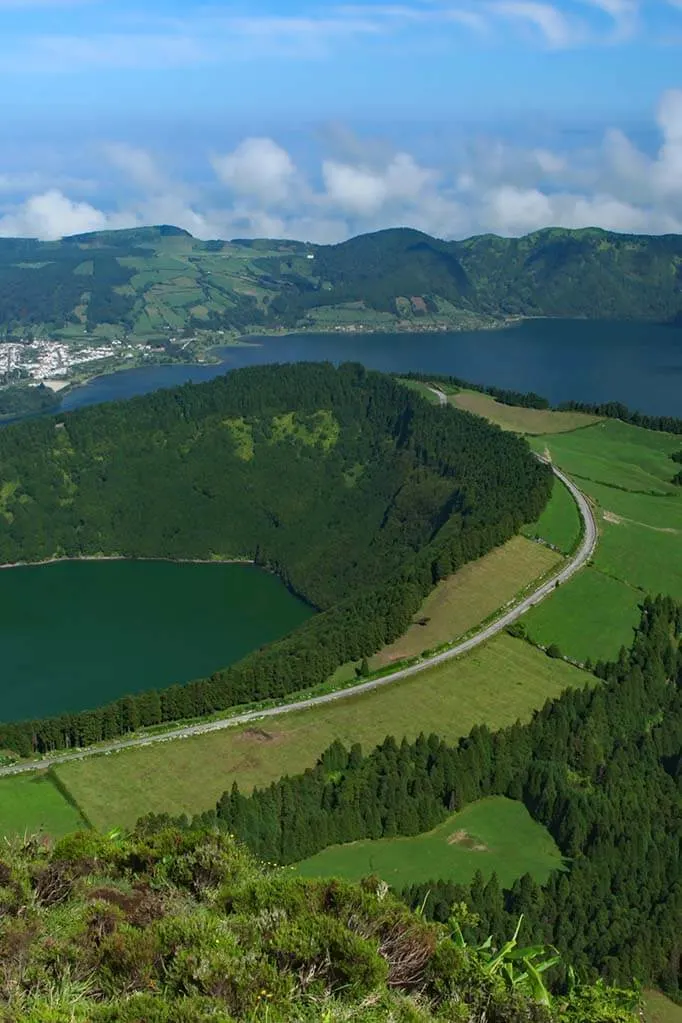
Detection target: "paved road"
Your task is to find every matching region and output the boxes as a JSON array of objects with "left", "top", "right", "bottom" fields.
[{"left": 0, "top": 397, "right": 597, "bottom": 778}]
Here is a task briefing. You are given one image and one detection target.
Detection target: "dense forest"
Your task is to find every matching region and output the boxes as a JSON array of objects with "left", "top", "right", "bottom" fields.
[
  {"left": 164, "top": 597, "right": 681, "bottom": 999},
  {"left": 2, "top": 223, "right": 682, "bottom": 335},
  {"left": 0, "top": 823, "right": 640, "bottom": 1023},
  {"left": 0, "top": 382, "right": 60, "bottom": 419},
  {"left": 0, "top": 362, "right": 550, "bottom": 752}
]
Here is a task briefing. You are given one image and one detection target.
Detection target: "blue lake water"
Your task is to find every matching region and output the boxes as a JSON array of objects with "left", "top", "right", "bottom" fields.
[{"left": 60, "top": 319, "right": 682, "bottom": 418}]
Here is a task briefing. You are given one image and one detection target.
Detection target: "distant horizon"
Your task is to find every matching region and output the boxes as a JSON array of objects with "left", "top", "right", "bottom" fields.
[
  {"left": 9, "top": 222, "right": 682, "bottom": 248},
  {"left": 0, "top": 1, "right": 681, "bottom": 244}
]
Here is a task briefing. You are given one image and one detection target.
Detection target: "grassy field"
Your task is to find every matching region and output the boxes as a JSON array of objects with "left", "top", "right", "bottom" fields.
[
  {"left": 522, "top": 476, "right": 582, "bottom": 554},
  {"left": 451, "top": 391, "right": 601, "bottom": 434},
  {"left": 294, "top": 797, "right": 564, "bottom": 889},
  {"left": 596, "top": 519, "right": 682, "bottom": 599},
  {"left": 529, "top": 420, "right": 681, "bottom": 495},
  {"left": 522, "top": 419, "right": 682, "bottom": 660},
  {"left": 0, "top": 772, "right": 88, "bottom": 838},
  {"left": 524, "top": 568, "right": 643, "bottom": 663},
  {"left": 374, "top": 536, "right": 561, "bottom": 666},
  {"left": 54, "top": 635, "right": 587, "bottom": 832},
  {"left": 643, "top": 991, "right": 682, "bottom": 1023}
]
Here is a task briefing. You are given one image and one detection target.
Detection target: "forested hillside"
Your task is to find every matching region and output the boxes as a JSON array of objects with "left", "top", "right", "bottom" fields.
[
  {"left": 0, "top": 362, "right": 550, "bottom": 753},
  {"left": 167, "top": 597, "right": 681, "bottom": 1000},
  {"left": 1, "top": 223, "right": 681, "bottom": 337}
]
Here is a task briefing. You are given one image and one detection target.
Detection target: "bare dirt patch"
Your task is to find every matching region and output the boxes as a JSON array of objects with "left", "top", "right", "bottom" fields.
[
  {"left": 447, "top": 829, "right": 489, "bottom": 852},
  {"left": 239, "top": 728, "right": 281, "bottom": 744},
  {"left": 602, "top": 510, "right": 679, "bottom": 534}
]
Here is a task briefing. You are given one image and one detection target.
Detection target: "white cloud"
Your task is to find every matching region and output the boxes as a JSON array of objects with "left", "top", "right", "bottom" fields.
[
  {"left": 0, "top": 190, "right": 132, "bottom": 240},
  {"left": 4, "top": 89, "right": 682, "bottom": 242},
  {"left": 322, "top": 153, "right": 437, "bottom": 216},
  {"left": 212, "top": 139, "right": 298, "bottom": 206}
]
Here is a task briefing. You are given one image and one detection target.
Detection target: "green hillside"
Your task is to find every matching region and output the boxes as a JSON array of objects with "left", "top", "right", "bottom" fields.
[
  {"left": 1, "top": 224, "right": 682, "bottom": 339},
  {"left": 0, "top": 363, "right": 550, "bottom": 758}
]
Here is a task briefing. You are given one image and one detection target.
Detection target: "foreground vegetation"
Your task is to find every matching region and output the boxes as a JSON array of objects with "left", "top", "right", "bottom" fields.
[
  {"left": 51, "top": 633, "right": 586, "bottom": 831},
  {"left": 185, "top": 597, "right": 679, "bottom": 999},
  {"left": 295, "top": 797, "right": 564, "bottom": 890},
  {"left": 0, "top": 823, "right": 640, "bottom": 1023}
]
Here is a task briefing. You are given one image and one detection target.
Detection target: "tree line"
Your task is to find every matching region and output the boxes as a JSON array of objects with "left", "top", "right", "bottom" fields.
[
  {"left": 400, "top": 369, "right": 682, "bottom": 436},
  {"left": 170, "top": 596, "right": 680, "bottom": 998},
  {"left": 557, "top": 399, "right": 682, "bottom": 436},
  {"left": 399, "top": 371, "right": 550, "bottom": 409},
  {"left": 0, "top": 362, "right": 550, "bottom": 754}
]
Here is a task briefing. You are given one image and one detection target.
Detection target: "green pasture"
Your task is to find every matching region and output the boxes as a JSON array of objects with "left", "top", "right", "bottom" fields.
[
  {"left": 522, "top": 476, "right": 582, "bottom": 554},
  {"left": 587, "top": 481, "right": 682, "bottom": 530},
  {"left": 374, "top": 535, "right": 560, "bottom": 667},
  {"left": 294, "top": 797, "right": 565, "bottom": 889},
  {"left": 529, "top": 420, "right": 680, "bottom": 495},
  {"left": 596, "top": 520, "right": 682, "bottom": 599},
  {"left": 523, "top": 418, "right": 681, "bottom": 657},
  {"left": 525, "top": 567, "right": 642, "bottom": 663},
  {"left": 452, "top": 391, "right": 600, "bottom": 435},
  {"left": 0, "top": 772, "right": 88, "bottom": 839},
  {"left": 54, "top": 634, "right": 587, "bottom": 832},
  {"left": 643, "top": 991, "right": 682, "bottom": 1023}
]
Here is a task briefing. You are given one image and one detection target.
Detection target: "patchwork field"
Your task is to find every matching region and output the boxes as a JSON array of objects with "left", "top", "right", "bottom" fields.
[
  {"left": 451, "top": 390, "right": 601, "bottom": 434},
  {"left": 0, "top": 772, "right": 88, "bottom": 838},
  {"left": 374, "top": 535, "right": 561, "bottom": 667},
  {"left": 294, "top": 797, "right": 565, "bottom": 889},
  {"left": 522, "top": 420, "right": 681, "bottom": 661},
  {"left": 54, "top": 635, "right": 587, "bottom": 833}
]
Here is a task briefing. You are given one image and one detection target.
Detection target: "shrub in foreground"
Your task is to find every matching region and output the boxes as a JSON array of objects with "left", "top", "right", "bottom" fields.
[{"left": 0, "top": 825, "right": 639, "bottom": 1022}]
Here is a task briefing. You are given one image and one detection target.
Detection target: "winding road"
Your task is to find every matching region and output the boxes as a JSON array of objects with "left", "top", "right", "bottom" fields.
[{"left": 0, "top": 390, "right": 597, "bottom": 778}]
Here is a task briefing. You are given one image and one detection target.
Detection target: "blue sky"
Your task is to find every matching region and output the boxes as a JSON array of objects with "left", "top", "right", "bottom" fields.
[{"left": 1, "top": 0, "right": 681, "bottom": 240}]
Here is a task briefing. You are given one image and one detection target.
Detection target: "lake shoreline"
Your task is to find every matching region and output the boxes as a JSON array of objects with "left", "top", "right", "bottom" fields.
[{"left": 0, "top": 554, "right": 255, "bottom": 572}]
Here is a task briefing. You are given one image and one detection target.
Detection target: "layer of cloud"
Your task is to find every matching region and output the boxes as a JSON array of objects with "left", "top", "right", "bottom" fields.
[{"left": 2, "top": 89, "right": 682, "bottom": 242}]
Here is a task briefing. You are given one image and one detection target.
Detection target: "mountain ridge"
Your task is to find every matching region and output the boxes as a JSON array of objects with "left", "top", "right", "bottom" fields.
[{"left": 0, "top": 223, "right": 681, "bottom": 339}]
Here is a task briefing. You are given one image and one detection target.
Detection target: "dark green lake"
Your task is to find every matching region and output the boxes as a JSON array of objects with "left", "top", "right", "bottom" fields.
[{"left": 0, "top": 561, "right": 312, "bottom": 722}]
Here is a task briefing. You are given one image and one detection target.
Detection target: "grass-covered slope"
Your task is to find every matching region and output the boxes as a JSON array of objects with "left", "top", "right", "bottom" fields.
[
  {"left": 0, "top": 824, "right": 639, "bottom": 1023},
  {"left": 295, "top": 796, "right": 565, "bottom": 889},
  {"left": 1, "top": 223, "right": 682, "bottom": 337},
  {"left": 0, "top": 362, "right": 550, "bottom": 756},
  {"left": 524, "top": 419, "right": 682, "bottom": 660}
]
